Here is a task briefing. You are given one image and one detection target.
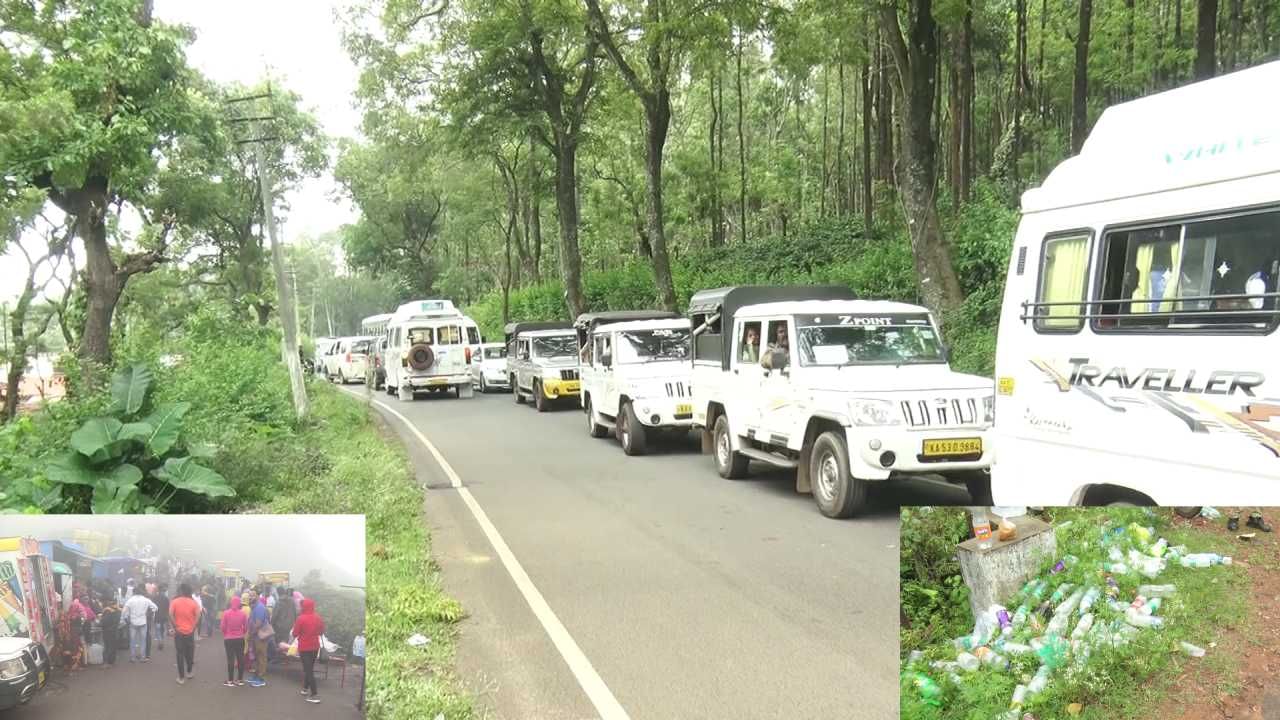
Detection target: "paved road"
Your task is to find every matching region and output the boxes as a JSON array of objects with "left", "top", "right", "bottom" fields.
[
  {"left": 19, "top": 630, "right": 363, "bottom": 718},
  {"left": 346, "top": 384, "right": 970, "bottom": 719}
]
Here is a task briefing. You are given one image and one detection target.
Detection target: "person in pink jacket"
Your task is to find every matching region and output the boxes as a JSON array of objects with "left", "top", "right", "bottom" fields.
[{"left": 220, "top": 595, "right": 248, "bottom": 686}]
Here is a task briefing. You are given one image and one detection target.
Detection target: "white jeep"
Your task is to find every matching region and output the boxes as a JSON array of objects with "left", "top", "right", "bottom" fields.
[
  {"left": 689, "top": 286, "right": 995, "bottom": 519},
  {"left": 383, "top": 299, "right": 477, "bottom": 402},
  {"left": 505, "top": 322, "right": 581, "bottom": 411},
  {"left": 576, "top": 311, "right": 692, "bottom": 455}
]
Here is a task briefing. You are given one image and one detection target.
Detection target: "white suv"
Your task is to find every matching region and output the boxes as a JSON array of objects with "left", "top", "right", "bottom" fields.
[
  {"left": 689, "top": 286, "right": 994, "bottom": 518},
  {"left": 330, "top": 336, "right": 375, "bottom": 385},
  {"left": 469, "top": 342, "right": 510, "bottom": 393},
  {"left": 505, "top": 322, "right": 581, "bottom": 411},
  {"left": 576, "top": 311, "right": 692, "bottom": 455}
]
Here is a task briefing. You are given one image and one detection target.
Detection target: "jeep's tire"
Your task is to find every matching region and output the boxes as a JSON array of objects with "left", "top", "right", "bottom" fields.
[
  {"left": 585, "top": 397, "right": 608, "bottom": 438},
  {"left": 397, "top": 385, "right": 414, "bottom": 403},
  {"left": 955, "top": 470, "right": 993, "bottom": 506},
  {"left": 407, "top": 344, "right": 434, "bottom": 371},
  {"left": 514, "top": 378, "right": 524, "bottom": 404},
  {"left": 534, "top": 381, "right": 548, "bottom": 412},
  {"left": 618, "top": 402, "right": 647, "bottom": 456},
  {"left": 713, "top": 415, "right": 749, "bottom": 479},
  {"left": 810, "top": 431, "right": 866, "bottom": 519}
]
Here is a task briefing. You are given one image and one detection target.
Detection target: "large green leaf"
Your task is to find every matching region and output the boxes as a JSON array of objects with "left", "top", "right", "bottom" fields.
[
  {"left": 154, "top": 457, "right": 235, "bottom": 498},
  {"left": 69, "top": 418, "right": 124, "bottom": 462},
  {"left": 119, "top": 422, "right": 155, "bottom": 443},
  {"left": 110, "top": 364, "right": 154, "bottom": 415},
  {"left": 91, "top": 480, "right": 141, "bottom": 514},
  {"left": 102, "top": 463, "right": 143, "bottom": 490},
  {"left": 45, "top": 452, "right": 97, "bottom": 486},
  {"left": 140, "top": 402, "right": 190, "bottom": 457}
]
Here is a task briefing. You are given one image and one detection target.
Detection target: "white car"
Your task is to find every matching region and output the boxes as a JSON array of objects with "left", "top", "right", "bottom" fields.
[
  {"left": 576, "top": 311, "right": 691, "bottom": 455},
  {"left": 384, "top": 301, "right": 477, "bottom": 401},
  {"left": 505, "top": 322, "right": 580, "bottom": 411},
  {"left": 318, "top": 338, "right": 343, "bottom": 379},
  {"left": 312, "top": 337, "right": 335, "bottom": 375},
  {"left": 469, "top": 342, "right": 510, "bottom": 393},
  {"left": 329, "top": 336, "right": 376, "bottom": 384},
  {"left": 992, "top": 60, "right": 1280, "bottom": 507},
  {"left": 689, "top": 286, "right": 994, "bottom": 519}
]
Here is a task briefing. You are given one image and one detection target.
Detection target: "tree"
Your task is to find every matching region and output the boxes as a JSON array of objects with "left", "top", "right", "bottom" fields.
[
  {"left": 877, "top": 0, "right": 965, "bottom": 322},
  {"left": 1071, "top": 0, "right": 1094, "bottom": 154},
  {"left": 0, "top": 0, "right": 219, "bottom": 371},
  {"left": 1194, "top": 0, "right": 1219, "bottom": 79}
]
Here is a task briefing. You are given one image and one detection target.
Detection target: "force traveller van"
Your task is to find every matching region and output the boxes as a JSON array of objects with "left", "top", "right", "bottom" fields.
[{"left": 992, "top": 60, "right": 1280, "bottom": 507}]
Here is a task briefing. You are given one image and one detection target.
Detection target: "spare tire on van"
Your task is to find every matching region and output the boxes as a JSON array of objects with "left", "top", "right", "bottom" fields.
[{"left": 408, "top": 344, "right": 434, "bottom": 371}]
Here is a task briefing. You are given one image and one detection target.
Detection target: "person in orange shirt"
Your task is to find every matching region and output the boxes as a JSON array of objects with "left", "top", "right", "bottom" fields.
[{"left": 169, "top": 584, "right": 200, "bottom": 684}]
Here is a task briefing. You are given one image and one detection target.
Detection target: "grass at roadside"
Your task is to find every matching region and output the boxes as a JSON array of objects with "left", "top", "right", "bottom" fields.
[
  {"left": 250, "top": 384, "right": 474, "bottom": 720},
  {"left": 901, "top": 507, "right": 1251, "bottom": 720}
]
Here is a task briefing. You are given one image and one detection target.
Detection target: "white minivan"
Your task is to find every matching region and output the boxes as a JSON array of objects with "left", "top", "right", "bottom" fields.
[
  {"left": 992, "top": 60, "right": 1280, "bottom": 507},
  {"left": 383, "top": 299, "right": 478, "bottom": 401}
]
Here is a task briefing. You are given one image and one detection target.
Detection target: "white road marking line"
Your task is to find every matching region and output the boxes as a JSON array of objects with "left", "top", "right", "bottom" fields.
[{"left": 339, "top": 387, "right": 631, "bottom": 720}]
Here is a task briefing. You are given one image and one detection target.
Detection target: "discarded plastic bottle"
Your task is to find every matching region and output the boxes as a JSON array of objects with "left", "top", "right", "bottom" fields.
[
  {"left": 978, "top": 648, "right": 1010, "bottom": 670},
  {"left": 1129, "top": 523, "right": 1153, "bottom": 544},
  {"left": 1180, "top": 641, "right": 1206, "bottom": 658},
  {"left": 1105, "top": 575, "right": 1121, "bottom": 596},
  {"left": 1104, "top": 562, "right": 1130, "bottom": 575},
  {"left": 1010, "top": 684, "right": 1029, "bottom": 709},
  {"left": 1035, "top": 635, "right": 1069, "bottom": 668},
  {"left": 907, "top": 672, "right": 944, "bottom": 706},
  {"left": 1011, "top": 604, "right": 1030, "bottom": 631},
  {"left": 1079, "top": 586, "right": 1101, "bottom": 613},
  {"left": 1149, "top": 538, "right": 1169, "bottom": 557},
  {"left": 1181, "top": 553, "right": 1232, "bottom": 568},
  {"left": 1000, "top": 641, "right": 1034, "bottom": 656},
  {"left": 953, "top": 635, "right": 976, "bottom": 651},
  {"left": 1050, "top": 583, "right": 1075, "bottom": 604},
  {"left": 1071, "top": 613, "right": 1095, "bottom": 642},
  {"left": 1027, "top": 665, "right": 1052, "bottom": 695},
  {"left": 907, "top": 650, "right": 925, "bottom": 665},
  {"left": 1125, "top": 607, "right": 1165, "bottom": 629},
  {"left": 1034, "top": 600, "right": 1053, "bottom": 619},
  {"left": 1130, "top": 595, "right": 1148, "bottom": 610},
  {"left": 956, "top": 651, "right": 981, "bottom": 672},
  {"left": 973, "top": 507, "right": 993, "bottom": 549},
  {"left": 1051, "top": 559, "right": 1066, "bottom": 574},
  {"left": 1142, "top": 597, "right": 1163, "bottom": 616},
  {"left": 1108, "top": 546, "right": 1125, "bottom": 562},
  {"left": 997, "top": 608, "right": 1012, "bottom": 633},
  {"left": 1138, "top": 584, "right": 1177, "bottom": 598}
]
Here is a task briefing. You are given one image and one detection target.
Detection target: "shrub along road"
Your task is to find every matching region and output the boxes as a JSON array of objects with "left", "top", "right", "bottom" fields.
[
  {"left": 342, "top": 384, "right": 968, "bottom": 719},
  {"left": 19, "top": 629, "right": 362, "bottom": 718}
]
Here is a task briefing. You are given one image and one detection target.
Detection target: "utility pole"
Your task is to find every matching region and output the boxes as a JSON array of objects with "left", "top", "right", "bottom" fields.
[{"left": 226, "top": 87, "right": 309, "bottom": 420}]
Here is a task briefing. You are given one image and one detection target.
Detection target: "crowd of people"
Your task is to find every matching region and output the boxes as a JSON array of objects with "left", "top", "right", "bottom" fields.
[{"left": 58, "top": 574, "right": 331, "bottom": 704}]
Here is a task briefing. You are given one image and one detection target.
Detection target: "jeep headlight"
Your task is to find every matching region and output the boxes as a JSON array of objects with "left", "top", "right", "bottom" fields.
[
  {"left": 849, "top": 399, "right": 901, "bottom": 426},
  {"left": 982, "top": 395, "right": 995, "bottom": 424},
  {"left": 0, "top": 656, "right": 27, "bottom": 680}
]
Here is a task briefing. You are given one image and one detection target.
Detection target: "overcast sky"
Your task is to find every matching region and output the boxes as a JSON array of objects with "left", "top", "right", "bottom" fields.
[
  {"left": 0, "top": 514, "right": 365, "bottom": 587},
  {"left": 0, "top": 0, "right": 362, "bottom": 304}
]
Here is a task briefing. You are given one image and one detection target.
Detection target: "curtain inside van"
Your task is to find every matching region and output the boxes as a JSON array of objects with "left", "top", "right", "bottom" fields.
[
  {"left": 1039, "top": 235, "right": 1089, "bottom": 328},
  {"left": 1129, "top": 239, "right": 1182, "bottom": 314}
]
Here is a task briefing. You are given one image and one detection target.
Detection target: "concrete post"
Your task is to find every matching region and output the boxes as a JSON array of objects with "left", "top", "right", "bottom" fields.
[{"left": 956, "top": 515, "right": 1056, "bottom": 623}]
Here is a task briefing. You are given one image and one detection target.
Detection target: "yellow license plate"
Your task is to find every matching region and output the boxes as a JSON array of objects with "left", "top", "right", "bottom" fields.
[
  {"left": 922, "top": 438, "right": 983, "bottom": 456},
  {"left": 427, "top": 377, "right": 448, "bottom": 385},
  {"left": 675, "top": 403, "right": 692, "bottom": 415}
]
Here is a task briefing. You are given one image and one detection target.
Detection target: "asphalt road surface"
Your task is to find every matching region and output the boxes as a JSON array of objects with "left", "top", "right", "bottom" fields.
[
  {"left": 18, "top": 630, "right": 363, "bottom": 718},
  {"left": 345, "top": 383, "right": 971, "bottom": 719}
]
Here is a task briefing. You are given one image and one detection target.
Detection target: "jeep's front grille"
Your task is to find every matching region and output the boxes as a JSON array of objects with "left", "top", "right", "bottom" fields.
[
  {"left": 900, "top": 397, "right": 980, "bottom": 428},
  {"left": 664, "top": 381, "right": 689, "bottom": 398},
  {"left": 560, "top": 369, "right": 579, "bottom": 381}
]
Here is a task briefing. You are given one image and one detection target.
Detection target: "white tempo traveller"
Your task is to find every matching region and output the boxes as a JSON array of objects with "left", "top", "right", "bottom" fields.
[
  {"left": 505, "top": 321, "right": 581, "bottom": 411},
  {"left": 383, "top": 299, "right": 477, "bottom": 401},
  {"left": 992, "top": 60, "right": 1280, "bottom": 506},
  {"left": 689, "top": 286, "right": 994, "bottom": 518},
  {"left": 576, "top": 310, "right": 690, "bottom": 455}
]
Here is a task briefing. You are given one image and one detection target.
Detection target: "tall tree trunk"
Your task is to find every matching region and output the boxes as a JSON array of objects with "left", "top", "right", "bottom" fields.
[
  {"left": 837, "top": 60, "right": 847, "bottom": 215},
  {"left": 1037, "top": 0, "right": 1048, "bottom": 115},
  {"left": 1228, "top": 0, "right": 1243, "bottom": 68},
  {"left": 709, "top": 68, "right": 724, "bottom": 246},
  {"left": 736, "top": 29, "right": 747, "bottom": 245},
  {"left": 76, "top": 192, "right": 125, "bottom": 369},
  {"left": 1071, "top": 0, "right": 1093, "bottom": 154},
  {"left": 821, "top": 64, "right": 830, "bottom": 216},
  {"left": 1195, "top": 0, "right": 1219, "bottom": 79},
  {"left": 861, "top": 60, "right": 874, "bottom": 232},
  {"left": 644, "top": 93, "right": 677, "bottom": 311},
  {"left": 948, "top": 60, "right": 962, "bottom": 203},
  {"left": 1013, "top": 0, "right": 1027, "bottom": 187},
  {"left": 875, "top": 31, "right": 895, "bottom": 184},
  {"left": 1175, "top": 0, "right": 1185, "bottom": 83},
  {"left": 878, "top": 0, "right": 965, "bottom": 323},
  {"left": 553, "top": 141, "right": 586, "bottom": 319},
  {"left": 960, "top": 1, "right": 975, "bottom": 203},
  {"left": 1126, "top": 0, "right": 1137, "bottom": 90}
]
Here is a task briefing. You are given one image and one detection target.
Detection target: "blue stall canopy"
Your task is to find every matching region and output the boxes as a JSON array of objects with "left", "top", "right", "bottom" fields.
[{"left": 39, "top": 540, "right": 101, "bottom": 580}]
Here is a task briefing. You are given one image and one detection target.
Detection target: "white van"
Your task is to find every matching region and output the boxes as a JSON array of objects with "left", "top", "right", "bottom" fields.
[
  {"left": 383, "top": 299, "right": 478, "bottom": 401},
  {"left": 992, "top": 60, "right": 1280, "bottom": 507},
  {"left": 329, "top": 336, "right": 376, "bottom": 384},
  {"left": 690, "top": 286, "right": 994, "bottom": 518},
  {"left": 576, "top": 310, "right": 690, "bottom": 455}
]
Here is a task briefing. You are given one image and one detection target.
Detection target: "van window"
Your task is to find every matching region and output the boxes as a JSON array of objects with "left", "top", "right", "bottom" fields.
[
  {"left": 739, "top": 321, "right": 762, "bottom": 364},
  {"left": 467, "top": 327, "right": 480, "bottom": 344},
  {"left": 437, "top": 325, "right": 463, "bottom": 345},
  {"left": 1035, "top": 233, "right": 1091, "bottom": 331},
  {"left": 1094, "top": 209, "right": 1280, "bottom": 332},
  {"left": 407, "top": 327, "right": 434, "bottom": 345}
]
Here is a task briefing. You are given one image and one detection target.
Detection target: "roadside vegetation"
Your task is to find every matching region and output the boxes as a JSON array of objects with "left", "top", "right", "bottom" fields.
[{"left": 900, "top": 507, "right": 1254, "bottom": 720}]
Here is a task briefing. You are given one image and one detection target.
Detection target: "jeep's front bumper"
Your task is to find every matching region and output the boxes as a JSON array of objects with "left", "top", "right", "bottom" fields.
[
  {"left": 628, "top": 397, "right": 696, "bottom": 428},
  {"left": 540, "top": 378, "right": 580, "bottom": 398},
  {"left": 845, "top": 426, "right": 993, "bottom": 480},
  {"left": 406, "top": 373, "right": 470, "bottom": 389}
]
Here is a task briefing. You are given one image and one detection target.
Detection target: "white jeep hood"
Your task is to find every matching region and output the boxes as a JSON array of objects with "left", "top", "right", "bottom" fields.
[
  {"left": 536, "top": 356, "right": 579, "bottom": 368},
  {"left": 615, "top": 361, "right": 692, "bottom": 382},
  {"left": 803, "top": 364, "right": 991, "bottom": 393}
]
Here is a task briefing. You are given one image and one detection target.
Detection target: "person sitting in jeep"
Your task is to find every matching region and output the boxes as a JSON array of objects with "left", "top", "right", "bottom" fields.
[
  {"left": 741, "top": 324, "right": 761, "bottom": 363},
  {"left": 761, "top": 322, "right": 789, "bottom": 369}
]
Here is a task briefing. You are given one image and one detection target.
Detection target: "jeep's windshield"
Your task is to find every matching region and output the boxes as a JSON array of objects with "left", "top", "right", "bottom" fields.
[
  {"left": 483, "top": 347, "right": 506, "bottom": 360},
  {"left": 796, "top": 314, "right": 944, "bottom": 366},
  {"left": 532, "top": 334, "right": 577, "bottom": 358},
  {"left": 617, "top": 328, "right": 691, "bottom": 363}
]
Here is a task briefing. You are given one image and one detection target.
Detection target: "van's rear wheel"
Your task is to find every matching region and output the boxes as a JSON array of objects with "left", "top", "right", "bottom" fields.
[
  {"left": 713, "top": 415, "right": 749, "bottom": 479},
  {"left": 585, "top": 397, "right": 608, "bottom": 438},
  {"left": 534, "top": 381, "right": 548, "bottom": 412},
  {"left": 618, "top": 402, "right": 647, "bottom": 456},
  {"left": 810, "top": 431, "right": 865, "bottom": 519}
]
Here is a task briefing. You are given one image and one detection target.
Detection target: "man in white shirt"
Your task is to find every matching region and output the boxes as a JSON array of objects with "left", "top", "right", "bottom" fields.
[{"left": 122, "top": 587, "right": 157, "bottom": 663}]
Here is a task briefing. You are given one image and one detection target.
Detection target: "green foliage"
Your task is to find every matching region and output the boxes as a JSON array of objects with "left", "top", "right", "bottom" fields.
[
  {"left": 45, "top": 363, "right": 233, "bottom": 513},
  {"left": 899, "top": 507, "right": 975, "bottom": 653}
]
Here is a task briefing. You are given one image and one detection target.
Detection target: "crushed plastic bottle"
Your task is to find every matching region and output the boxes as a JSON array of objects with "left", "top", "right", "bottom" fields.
[
  {"left": 1141, "top": 597, "right": 1163, "bottom": 616},
  {"left": 957, "top": 651, "right": 981, "bottom": 672},
  {"left": 1149, "top": 538, "right": 1169, "bottom": 557},
  {"left": 1199, "top": 507, "right": 1221, "bottom": 519},
  {"left": 1128, "top": 523, "right": 1153, "bottom": 544},
  {"left": 1138, "top": 584, "right": 1176, "bottom": 598},
  {"left": 1180, "top": 553, "right": 1232, "bottom": 568},
  {"left": 1179, "top": 641, "right": 1206, "bottom": 657},
  {"left": 907, "top": 672, "right": 944, "bottom": 706},
  {"left": 1124, "top": 607, "right": 1165, "bottom": 629}
]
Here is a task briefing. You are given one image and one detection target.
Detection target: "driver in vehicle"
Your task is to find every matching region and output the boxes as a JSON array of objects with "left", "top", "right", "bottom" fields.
[{"left": 761, "top": 323, "right": 789, "bottom": 369}]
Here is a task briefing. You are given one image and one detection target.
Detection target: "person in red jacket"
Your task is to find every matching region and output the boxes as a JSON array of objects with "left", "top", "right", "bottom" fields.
[{"left": 291, "top": 598, "right": 325, "bottom": 704}]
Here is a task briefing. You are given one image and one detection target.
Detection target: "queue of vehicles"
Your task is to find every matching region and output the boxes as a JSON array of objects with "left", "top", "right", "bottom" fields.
[{"left": 325, "top": 62, "right": 1280, "bottom": 515}]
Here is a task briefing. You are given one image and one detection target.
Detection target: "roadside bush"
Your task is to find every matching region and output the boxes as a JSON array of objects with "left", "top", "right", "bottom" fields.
[{"left": 899, "top": 507, "right": 975, "bottom": 653}]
